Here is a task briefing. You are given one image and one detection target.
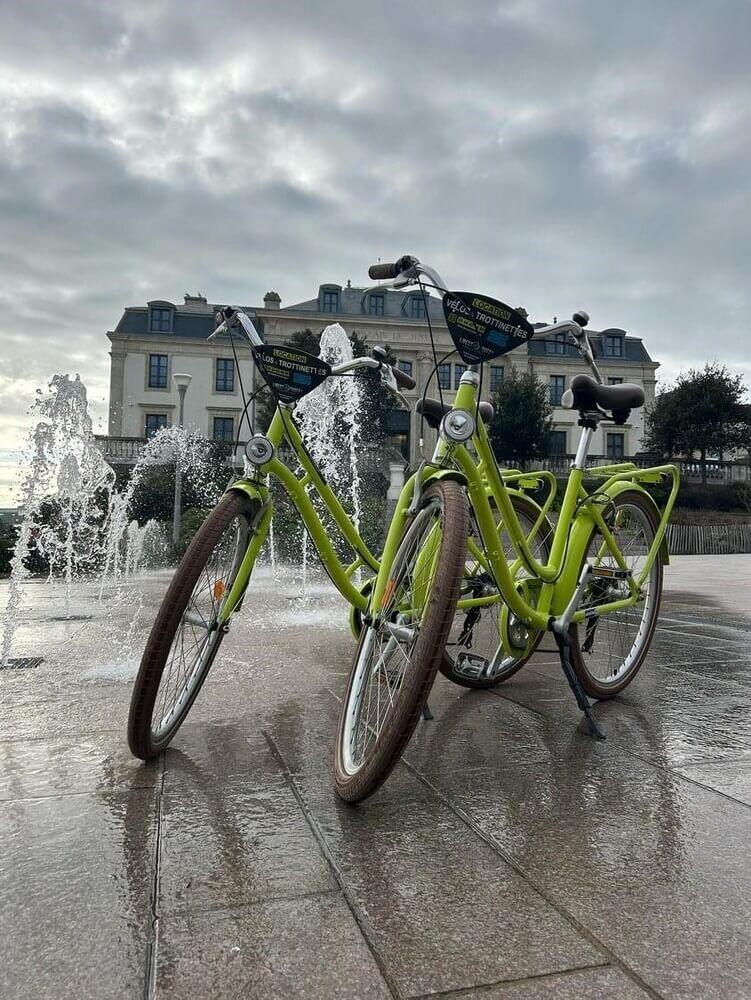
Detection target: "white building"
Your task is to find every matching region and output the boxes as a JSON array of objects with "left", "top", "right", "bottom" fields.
[
  {"left": 106, "top": 295, "right": 255, "bottom": 461},
  {"left": 104, "top": 286, "right": 659, "bottom": 467}
]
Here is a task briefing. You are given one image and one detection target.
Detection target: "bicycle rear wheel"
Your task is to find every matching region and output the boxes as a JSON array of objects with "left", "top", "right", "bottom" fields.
[
  {"left": 128, "top": 491, "right": 259, "bottom": 759},
  {"left": 333, "top": 481, "right": 468, "bottom": 803},
  {"left": 569, "top": 490, "right": 663, "bottom": 698},
  {"left": 440, "top": 493, "right": 552, "bottom": 688}
]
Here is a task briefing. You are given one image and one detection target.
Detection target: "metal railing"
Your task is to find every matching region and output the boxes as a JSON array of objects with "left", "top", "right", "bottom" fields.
[
  {"left": 94, "top": 436, "right": 146, "bottom": 462},
  {"left": 666, "top": 522, "right": 751, "bottom": 555},
  {"left": 94, "top": 435, "right": 247, "bottom": 466},
  {"left": 497, "top": 454, "right": 750, "bottom": 483}
]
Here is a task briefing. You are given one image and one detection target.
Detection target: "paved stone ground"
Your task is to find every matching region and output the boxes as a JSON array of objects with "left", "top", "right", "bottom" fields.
[{"left": 1, "top": 555, "right": 750, "bottom": 999}]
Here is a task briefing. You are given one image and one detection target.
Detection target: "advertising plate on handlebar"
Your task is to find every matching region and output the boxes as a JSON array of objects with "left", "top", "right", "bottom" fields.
[
  {"left": 443, "top": 292, "right": 533, "bottom": 364},
  {"left": 254, "top": 345, "right": 331, "bottom": 404}
]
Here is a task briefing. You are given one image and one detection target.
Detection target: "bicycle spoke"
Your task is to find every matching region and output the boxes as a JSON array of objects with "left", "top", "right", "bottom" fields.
[
  {"left": 150, "top": 516, "right": 245, "bottom": 739},
  {"left": 343, "top": 500, "right": 442, "bottom": 774},
  {"left": 580, "top": 502, "right": 657, "bottom": 684}
]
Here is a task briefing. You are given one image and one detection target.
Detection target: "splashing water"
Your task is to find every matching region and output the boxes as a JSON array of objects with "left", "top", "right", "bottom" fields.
[
  {"left": 1, "top": 374, "right": 222, "bottom": 666},
  {"left": 294, "top": 324, "right": 365, "bottom": 593},
  {"left": 2, "top": 375, "right": 114, "bottom": 663}
]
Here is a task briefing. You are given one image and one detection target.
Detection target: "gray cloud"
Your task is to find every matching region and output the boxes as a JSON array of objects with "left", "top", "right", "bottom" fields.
[{"left": 1, "top": 0, "right": 750, "bottom": 500}]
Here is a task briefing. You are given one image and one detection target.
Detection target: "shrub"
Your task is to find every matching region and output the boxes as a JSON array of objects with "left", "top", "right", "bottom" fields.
[
  {"left": 549, "top": 477, "right": 751, "bottom": 514},
  {"left": 0, "top": 517, "right": 17, "bottom": 576}
]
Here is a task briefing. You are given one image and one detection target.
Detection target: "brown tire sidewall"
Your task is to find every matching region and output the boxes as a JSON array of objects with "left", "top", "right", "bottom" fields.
[
  {"left": 333, "top": 480, "right": 468, "bottom": 802},
  {"left": 127, "top": 490, "right": 256, "bottom": 759}
]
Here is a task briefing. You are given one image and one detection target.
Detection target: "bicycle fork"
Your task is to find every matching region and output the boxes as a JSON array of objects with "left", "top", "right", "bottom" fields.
[{"left": 550, "top": 563, "right": 606, "bottom": 740}]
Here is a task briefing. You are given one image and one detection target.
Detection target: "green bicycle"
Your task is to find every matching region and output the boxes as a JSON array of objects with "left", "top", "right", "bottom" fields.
[
  {"left": 333, "top": 256, "right": 679, "bottom": 801},
  {"left": 127, "top": 304, "right": 468, "bottom": 761}
]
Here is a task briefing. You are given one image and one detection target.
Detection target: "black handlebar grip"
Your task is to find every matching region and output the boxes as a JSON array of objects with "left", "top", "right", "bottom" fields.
[
  {"left": 368, "top": 262, "right": 399, "bottom": 280},
  {"left": 392, "top": 365, "right": 416, "bottom": 390}
]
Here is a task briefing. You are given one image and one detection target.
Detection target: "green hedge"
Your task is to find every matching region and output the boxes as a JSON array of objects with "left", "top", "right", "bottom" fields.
[{"left": 546, "top": 477, "right": 751, "bottom": 514}]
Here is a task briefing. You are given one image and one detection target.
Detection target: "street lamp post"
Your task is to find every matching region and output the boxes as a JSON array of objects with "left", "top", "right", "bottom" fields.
[{"left": 172, "top": 372, "right": 192, "bottom": 548}]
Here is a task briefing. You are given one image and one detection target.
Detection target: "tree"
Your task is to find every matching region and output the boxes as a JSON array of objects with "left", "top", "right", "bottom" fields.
[
  {"left": 488, "top": 368, "right": 553, "bottom": 464},
  {"left": 287, "top": 328, "right": 320, "bottom": 355},
  {"left": 644, "top": 363, "right": 750, "bottom": 482}
]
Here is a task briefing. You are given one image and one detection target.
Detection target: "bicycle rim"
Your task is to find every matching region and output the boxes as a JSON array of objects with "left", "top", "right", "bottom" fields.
[
  {"left": 572, "top": 492, "right": 661, "bottom": 694},
  {"left": 150, "top": 512, "right": 249, "bottom": 741},
  {"left": 340, "top": 498, "right": 444, "bottom": 776}
]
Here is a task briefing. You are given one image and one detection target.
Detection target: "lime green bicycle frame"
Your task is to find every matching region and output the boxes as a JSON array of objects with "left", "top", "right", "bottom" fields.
[
  {"left": 217, "top": 405, "right": 381, "bottom": 624},
  {"left": 216, "top": 391, "right": 556, "bottom": 631},
  {"left": 369, "top": 374, "right": 678, "bottom": 650}
]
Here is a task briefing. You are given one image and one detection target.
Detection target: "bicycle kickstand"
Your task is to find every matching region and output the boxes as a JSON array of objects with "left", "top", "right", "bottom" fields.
[
  {"left": 421, "top": 702, "right": 434, "bottom": 721},
  {"left": 551, "top": 564, "right": 606, "bottom": 741}
]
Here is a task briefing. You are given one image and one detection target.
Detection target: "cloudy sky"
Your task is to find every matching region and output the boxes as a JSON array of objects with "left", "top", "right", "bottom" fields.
[{"left": 1, "top": 0, "right": 750, "bottom": 502}]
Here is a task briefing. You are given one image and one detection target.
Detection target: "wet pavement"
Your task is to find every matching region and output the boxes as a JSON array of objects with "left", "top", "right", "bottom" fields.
[{"left": 1, "top": 555, "right": 750, "bottom": 999}]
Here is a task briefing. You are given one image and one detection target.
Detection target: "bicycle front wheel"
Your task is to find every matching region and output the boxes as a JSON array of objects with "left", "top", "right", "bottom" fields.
[
  {"left": 128, "top": 490, "right": 259, "bottom": 759},
  {"left": 334, "top": 481, "right": 468, "bottom": 803},
  {"left": 569, "top": 490, "right": 663, "bottom": 698}
]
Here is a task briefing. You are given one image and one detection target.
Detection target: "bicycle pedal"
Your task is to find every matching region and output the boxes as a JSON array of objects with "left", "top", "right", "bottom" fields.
[
  {"left": 455, "top": 652, "right": 489, "bottom": 680},
  {"left": 591, "top": 566, "right": 631, "bottom": 581}
]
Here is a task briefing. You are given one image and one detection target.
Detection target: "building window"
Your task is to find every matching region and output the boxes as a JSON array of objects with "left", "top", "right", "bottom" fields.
[
  {"left": 608, "top": 376, "right": 624, "bottom": 385},
  {"left": 148, "top": 354, "right": 168, "bottom": 389},
  {"left": 149, "top": 308, "right": 172, "bottom": 333},
  {"left": 604, "top": 334, "right": 623, "bottom": 357},
  {"left": 410, "top": 296, "right": 426, "bottom": 319},
  {"left": 398, "top": 359, "right": 413, "bottom": 377},
  {"left": 607, "top": 432, "right": 625, "bottom": 460},
  {"left": 546, "top": 332, "right": 567, "bottom": 355},
  {"left": 437, "top": 363, "right": 451, "bottom": 389},
  {"left": 215, "top": 357, "right": 235, "bottom": 392},
  {"left": 454, "top": 364, "right": 467, "bottom": 389},
  {"left": 145, "top": 413, "right": 168, "bottom": 438},
  {"left": 368, "top": 294, "right": 385, "bottom": 316},
  {"left": 322, "top": 289, "right": 339, "bottom": 312},
  {"left": 212, "top": 416, "right": 235, "bottom": 442},
  {"left": 550, "top": 375, "right": 566, "bottom": 406},
  {"left": 548, "top": 430, "right": 567, "bottom": 455},
  {"left": 490, "top": 366, "right": 504, "bottom": 393}
]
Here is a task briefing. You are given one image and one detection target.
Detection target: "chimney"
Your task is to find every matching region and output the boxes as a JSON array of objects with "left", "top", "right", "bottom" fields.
[
  {"left": 184, "top": 292, "right": 207, "bottom": 304},
  {"left": 263, "top": 291, "right": 281, "bottom": 310}
]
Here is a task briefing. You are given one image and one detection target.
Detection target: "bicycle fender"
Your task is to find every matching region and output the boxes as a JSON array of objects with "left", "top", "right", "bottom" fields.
[
  {"left": 226, "top": 479, "right": 269, "bottom": 507},
  {"left": 424, "top": 468, "right": 468, "bottom": 487},
  {"left": 550, "top": 481, "right": 670, "bottom": 615}
]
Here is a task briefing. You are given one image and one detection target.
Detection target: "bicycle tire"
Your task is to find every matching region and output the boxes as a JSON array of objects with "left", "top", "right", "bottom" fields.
[
  {"left": 128, "top": 490, "right": 258, "bottom": 759},
  {"left": 569, "top": 489, "right": 663, "bottom": 699},
  {"left": 333, "top": 480, "right": 468, "bottom": 803}
]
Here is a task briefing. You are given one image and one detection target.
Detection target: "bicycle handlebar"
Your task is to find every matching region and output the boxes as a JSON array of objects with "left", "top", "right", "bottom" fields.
[
  {"left": 368, "top": 262, "right": 399, "bottom": 280},
  {"left": 368, "top": 255, "right": 419, "bottom": 281},
  {"left": 392, "top": 365, "right": 416, "bottom": 390}
]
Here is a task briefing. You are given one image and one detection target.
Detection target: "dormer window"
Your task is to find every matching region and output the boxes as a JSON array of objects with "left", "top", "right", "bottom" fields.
[
  {"left": 603, "top": 333, "right": 624, "bottom": 357},
  {"left": 149, "top": 307, "right": 173, "bottom": 332},
  {"left": 322, "top": 289, "right": 340, "bottom": 312},
  {"left": 410, "top": 296, "right": 426, "bottom": 319},
  {"left": 368, "top": 293, "right": 385, "bottom": 316},
  {"left": 546, "top": 332, "right": 566, "bottom": 355}
]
